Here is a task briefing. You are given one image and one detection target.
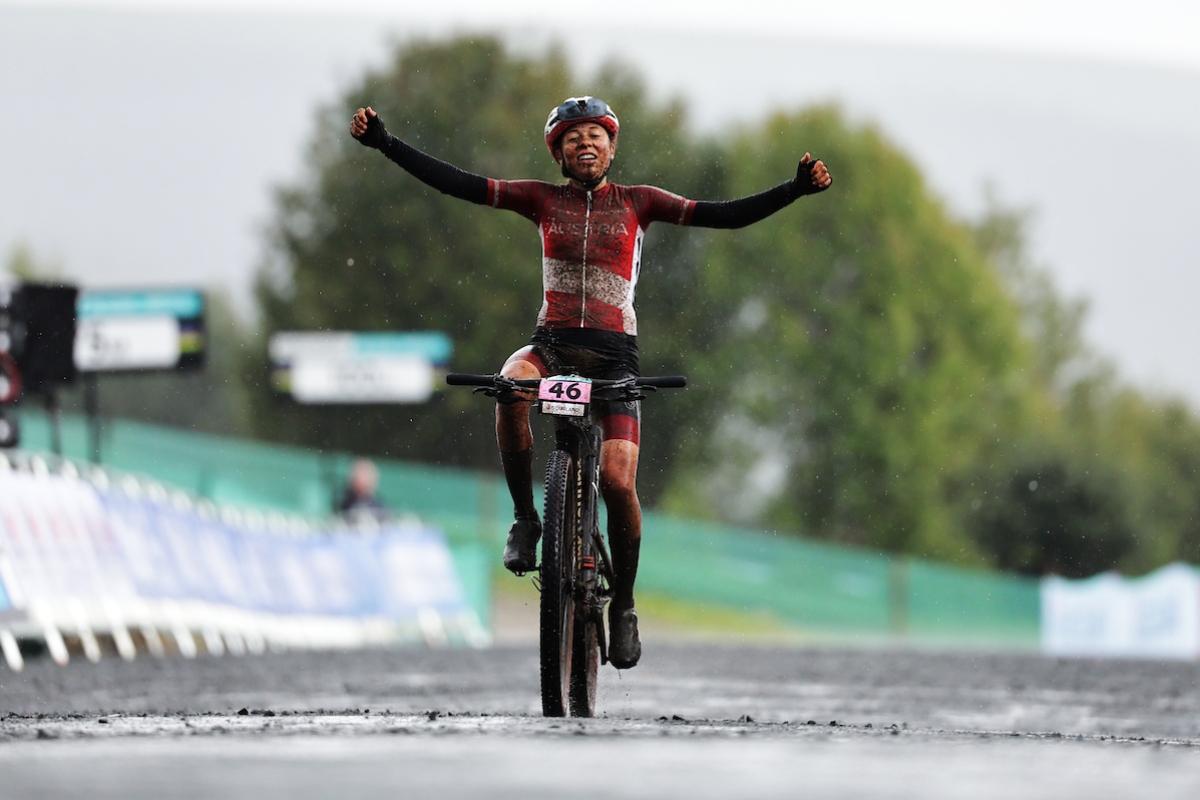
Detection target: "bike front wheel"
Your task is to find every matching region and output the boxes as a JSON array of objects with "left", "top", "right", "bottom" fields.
[
  {"left": 540, "top": 450, "right": 576, "bottom": 717},
  {"left": 569, "top": 610, "right": 599, "bottom": 717}
]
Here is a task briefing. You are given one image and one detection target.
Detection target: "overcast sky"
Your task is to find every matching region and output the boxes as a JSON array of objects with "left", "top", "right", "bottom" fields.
[
  {"left": 2, "top": 1, "right": 1198, "bottom": 405},
  {"left": 11, "top": 0, "right": 1200, "bottom": 70}
]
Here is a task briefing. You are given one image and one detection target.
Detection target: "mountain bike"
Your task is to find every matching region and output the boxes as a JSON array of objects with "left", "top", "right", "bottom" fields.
[{"left": 446, "top": 370, "right": 686, "bottom": 717}]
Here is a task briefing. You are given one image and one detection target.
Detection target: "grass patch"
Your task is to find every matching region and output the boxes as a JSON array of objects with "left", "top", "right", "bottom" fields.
[{"left": 491, "top": 566, "right": 809, "bottom": 643}]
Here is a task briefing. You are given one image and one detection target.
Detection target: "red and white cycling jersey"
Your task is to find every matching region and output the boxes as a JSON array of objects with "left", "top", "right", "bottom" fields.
[{"left": 486, "top": 180, "right": 696, "bottom": 335}]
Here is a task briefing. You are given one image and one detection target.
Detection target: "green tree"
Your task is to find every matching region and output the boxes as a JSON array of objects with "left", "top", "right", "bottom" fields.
[
  {"left": 971, "top": 457, "right": 1134, "bottom": 578},
  {"left": 253, "top": 37, "right": 716, "bottom": 498},
  {"left": 965, "top": 206, "right": 1200, "bottom": 576},
  {"left": 1060, "top": 388, "right": 1200, "bottom": 573},
  {"left": 254, "top": 34, "right": 1200, "bottom": 578},
  {"left": 661, "top": 109, "right": 1038, "bottom": 563},
  {"left": 1116, "top": 396, "right": 1200, "bottom": 568},
  {"left": 254, "top": 37, "right": 572, "bottom": 465}
]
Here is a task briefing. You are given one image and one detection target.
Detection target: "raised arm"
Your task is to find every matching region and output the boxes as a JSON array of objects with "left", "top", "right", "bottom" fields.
[
  {"left": 690, "top": 154, "right": 832, "bottom": 229},
  {"left": 351, "top": 107, "right": 489, "bottom": 205}
]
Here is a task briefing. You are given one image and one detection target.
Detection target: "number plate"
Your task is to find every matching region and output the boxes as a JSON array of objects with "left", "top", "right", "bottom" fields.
[
  {"left": 541, "top": 400, "right": 586, "bottom": 417},
  {"left": 538, "top": 376, "right": 592, "bottom": 404}
]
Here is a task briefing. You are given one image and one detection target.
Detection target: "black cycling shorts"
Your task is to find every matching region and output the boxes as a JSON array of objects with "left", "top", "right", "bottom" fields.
[{"left": 504, "top": 327, "right": 641, "bottom": 445}]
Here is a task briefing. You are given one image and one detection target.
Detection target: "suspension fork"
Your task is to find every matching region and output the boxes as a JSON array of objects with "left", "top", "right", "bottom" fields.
[
  {"left": 578, "top": 426, "right": 602, "bottom": 586},
  {"left": 577, "top": 425, "right": 612, "bottom": 662},
  {"left": 555, "top": 419, "right": 611, "bottom": 662}
]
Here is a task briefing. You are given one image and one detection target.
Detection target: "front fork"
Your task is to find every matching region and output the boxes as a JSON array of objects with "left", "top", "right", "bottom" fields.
[{"left": 572, "top": 426, "right": 612, "bottom": 665}]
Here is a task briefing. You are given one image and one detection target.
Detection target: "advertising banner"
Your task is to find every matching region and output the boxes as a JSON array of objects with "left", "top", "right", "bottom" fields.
[
  {"left": 75, "top": 289, "right": 206, "bottom": 372},
  {"left": 0, "top": 469, "right": 472, "bottom": 634},
  {"left": 269, "top": 331, "right": 452, "bottom": 404},
  {"left": 1042, "top": 563, "right": 1200, "bottom": 660}
]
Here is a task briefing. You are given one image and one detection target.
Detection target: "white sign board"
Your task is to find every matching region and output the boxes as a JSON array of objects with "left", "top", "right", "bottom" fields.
[
  {"left": 74, "top": 316, "right": 181, "bottom": 372},
  {"left": 270, "top": 331, "right": 451, "bottom": 405},
  {"left": 290, "top": 356, "right": 434, "bottom": 404},
  {"left": 1042, "top": 563, "right": 1200, "bottom": 660},
  {"left": 74, "top": 289, "right": 205, "bottom": 372}
]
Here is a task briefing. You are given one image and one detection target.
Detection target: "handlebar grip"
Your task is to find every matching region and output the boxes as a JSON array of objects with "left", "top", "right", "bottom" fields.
[
  {"left": 446, "top": 373, "right": 497, "bottom": 386},
  {"left": 638, "top": 376, "right": 687, "bottom": 388}
]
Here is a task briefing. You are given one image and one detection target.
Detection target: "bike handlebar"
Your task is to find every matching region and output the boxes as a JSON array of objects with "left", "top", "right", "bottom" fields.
[
  {"left": 637, "top": 376, "right": 687, "bottom": 388},
  {"left": 445, "top": 373, "right": 687, "bottom": 389},
  {"left": 445, "top": 373, "right": 501, "bottom": 386}
]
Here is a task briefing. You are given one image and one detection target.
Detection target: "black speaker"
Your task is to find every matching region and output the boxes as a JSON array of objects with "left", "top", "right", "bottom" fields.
[{"left": 12, "top": 283, "right": 78, "bottom": 393}]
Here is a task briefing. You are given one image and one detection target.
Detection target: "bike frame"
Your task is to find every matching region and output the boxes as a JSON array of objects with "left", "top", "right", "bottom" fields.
[{"left": 446, "top": 370, "right": 685, "bottom": 716}]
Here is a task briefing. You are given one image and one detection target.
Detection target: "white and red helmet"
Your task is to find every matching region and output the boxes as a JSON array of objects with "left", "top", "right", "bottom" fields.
[{"left": 544, "top": 96, "right": 619, "bottom": 156}]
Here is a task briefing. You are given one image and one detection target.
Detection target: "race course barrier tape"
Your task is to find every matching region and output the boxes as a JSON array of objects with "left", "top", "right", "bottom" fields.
[{"left": 0, "top": 460, "right": 487, "bottom": 671}]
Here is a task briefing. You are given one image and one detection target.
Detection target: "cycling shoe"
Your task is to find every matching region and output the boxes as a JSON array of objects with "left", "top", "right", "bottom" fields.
[
  {"left": 502, "top": 516, "right": 541, "bottom": 574},
  {"left": 608, "top": 603, "right": 641, "bottom": 669}
]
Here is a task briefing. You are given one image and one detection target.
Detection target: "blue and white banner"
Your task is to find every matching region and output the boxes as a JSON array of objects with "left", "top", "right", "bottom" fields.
[
  {"left": 0, "top": 468, "right": 481, "bottom": 658},
  {"left": 1042, "top": 563, "right": 1200, "bottom": 660}
]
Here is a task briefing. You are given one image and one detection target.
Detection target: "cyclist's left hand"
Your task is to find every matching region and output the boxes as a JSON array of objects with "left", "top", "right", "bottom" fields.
[
  {"left": 797, "top": 153, "right": 832, "bottom": 193},
  {"left": 351, "top": 107, "right": 389, "bottom": 149}
]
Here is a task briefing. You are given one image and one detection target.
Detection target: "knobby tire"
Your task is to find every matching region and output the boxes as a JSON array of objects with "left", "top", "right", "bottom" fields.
[
  {"left": 569, "top": 610, "right": 599, "bottom": 717},
  {"left": 540, "top": 450, "right": 576, "bottom": 717}
]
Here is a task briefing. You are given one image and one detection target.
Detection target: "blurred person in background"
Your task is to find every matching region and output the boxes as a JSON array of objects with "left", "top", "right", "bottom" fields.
[
  {"left": 351, "top": 96, "right": 831, "bottom": 667},
  {"left": 338, "top": 458, "right": 388, "bottom": 522}
]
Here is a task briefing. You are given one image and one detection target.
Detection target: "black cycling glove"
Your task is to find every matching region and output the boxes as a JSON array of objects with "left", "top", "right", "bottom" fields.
[
  {"left": 791, "top": 158, "right": 830, "bottom": 197},
  {"left": 355, "top": 112, "right": 391, "bottom": 150}
]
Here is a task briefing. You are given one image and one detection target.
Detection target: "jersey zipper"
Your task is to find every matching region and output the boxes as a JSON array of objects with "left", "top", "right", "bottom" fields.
[{"left": 580, "top": 190, "right": 592, "bottom": 326}]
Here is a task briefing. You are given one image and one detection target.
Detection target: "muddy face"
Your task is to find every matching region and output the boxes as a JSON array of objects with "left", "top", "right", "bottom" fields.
[{"left": 556, "top": 122, "right": 615, "bottom": 185}]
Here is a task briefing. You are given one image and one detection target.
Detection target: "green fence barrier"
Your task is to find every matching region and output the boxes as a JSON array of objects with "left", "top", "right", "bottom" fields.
[
  {"left": 636, "top": 516, "right": 1039, "bottom": 646},
  {"left": 637, "top": 514, "right": 892, "bottom": 633},
  {"left": 14, "top": 410, "right": 1039, "bottom": 647},
  {"left": 901, "top": 558, "right": 1040, "bottom": 646}
]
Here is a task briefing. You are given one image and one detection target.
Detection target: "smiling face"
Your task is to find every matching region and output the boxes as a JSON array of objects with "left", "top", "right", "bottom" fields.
[{"left": 555, "top": 121, "right": 616, "bottom": 186}]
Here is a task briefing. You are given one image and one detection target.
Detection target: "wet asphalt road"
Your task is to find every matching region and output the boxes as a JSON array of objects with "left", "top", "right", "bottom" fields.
[{"left": 2, "top": 643, "right": 1200, "bottom": 798}]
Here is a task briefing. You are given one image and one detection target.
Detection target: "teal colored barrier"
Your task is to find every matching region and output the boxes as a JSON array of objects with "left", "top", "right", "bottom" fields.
[
  {"left": 901, "top": 558, "right": 1040, "bottom": 645},
  {"left": 637, "top": 514, "right": 892, "bottom": 633}
]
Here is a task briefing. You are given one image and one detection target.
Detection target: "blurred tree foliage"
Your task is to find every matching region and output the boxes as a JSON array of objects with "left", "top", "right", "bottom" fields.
[
  {"left": 254, "top": 35, "right": 1200, "bottom": 577},
  {"left": 252, "top": 38, "right": 717, "bottom": 494},
  {"left": 659, "top": 110, "right": 1044, "bottom": 564},
  {"left": 957, "top": 203, "right": 1200, "bottom": 577},
  {"left": 6, "top": 240, "right": 66, "bottom": 281}
]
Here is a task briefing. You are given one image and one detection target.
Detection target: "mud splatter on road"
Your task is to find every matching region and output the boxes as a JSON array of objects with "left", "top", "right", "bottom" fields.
[{"left": 2, "top": 644, "right": 1199, "bottom": 798}]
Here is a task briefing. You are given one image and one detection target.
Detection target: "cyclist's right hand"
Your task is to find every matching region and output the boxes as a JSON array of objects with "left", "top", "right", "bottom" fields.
[
  {"left": 351, "top": 107, "right": 389, "bottom": 149},
  {"left": 795, "top": 152, "right": 832, "bottom": 194}
]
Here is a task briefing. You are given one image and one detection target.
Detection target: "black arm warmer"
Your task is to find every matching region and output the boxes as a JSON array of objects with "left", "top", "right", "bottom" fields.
[
  {"left": 690, "top": 160, "right": 827, "bottom": 229},
  {"left": 378, "top": 134, "right": 489, "bottom": 205},
  {"left": 690, "top": 179, "right": 802, "bottom": 229}
]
